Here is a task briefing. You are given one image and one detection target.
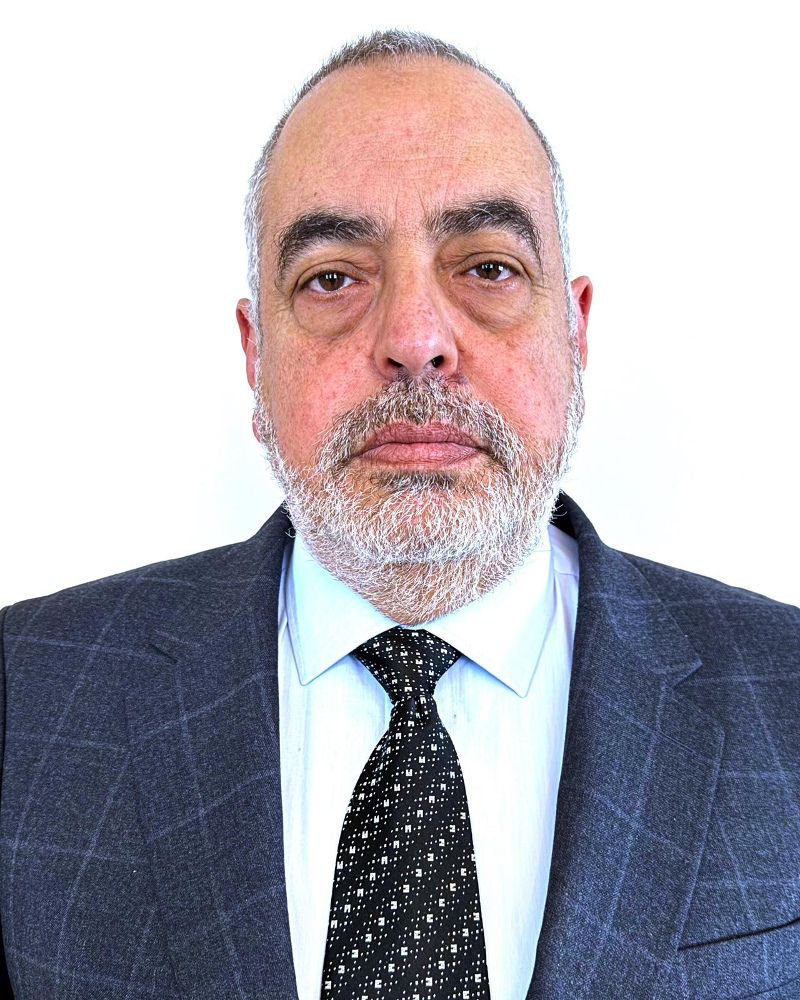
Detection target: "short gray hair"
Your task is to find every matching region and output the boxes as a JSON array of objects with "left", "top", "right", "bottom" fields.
[{"left": 244, "top": 29, "right": 573, "bottom": 336}]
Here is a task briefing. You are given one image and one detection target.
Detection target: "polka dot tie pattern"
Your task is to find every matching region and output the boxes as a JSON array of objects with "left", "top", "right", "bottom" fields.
[{"left": 320, "top": 627, "right": 491, "bottom": 1000}]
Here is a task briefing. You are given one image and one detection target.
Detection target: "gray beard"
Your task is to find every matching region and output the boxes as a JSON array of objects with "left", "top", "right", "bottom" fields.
[{"left": 254, "top": 365, "right": 583, "bottom": 625}]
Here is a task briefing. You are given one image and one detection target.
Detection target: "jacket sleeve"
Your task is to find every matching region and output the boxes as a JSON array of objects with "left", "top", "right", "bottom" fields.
[{"left": 0, "top": 606, "right": 16, "bottom": 995}]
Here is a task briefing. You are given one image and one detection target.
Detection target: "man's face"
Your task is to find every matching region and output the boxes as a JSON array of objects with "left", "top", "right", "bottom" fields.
[{"left": 237, "top": 56, "right": 591, "bottom": 613}]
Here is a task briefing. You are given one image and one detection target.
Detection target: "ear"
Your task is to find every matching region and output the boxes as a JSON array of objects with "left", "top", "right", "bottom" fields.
[
  {"left": 236, "top": 298, "right": 264, "bottom": 442},
  {"left": 236, "top": 298, "right": 259, "bottom": 391},
  {"left": 570, "top": 276, "right": 592, "bottom": 368}
]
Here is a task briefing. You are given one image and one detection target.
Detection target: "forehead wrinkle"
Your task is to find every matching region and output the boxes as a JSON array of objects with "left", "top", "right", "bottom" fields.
[
  {"left": 425, "top": 197, "right": 543, "bottom": 268},
  {"left": 274, "top": 210, "right": 386, "bottom": 282}
]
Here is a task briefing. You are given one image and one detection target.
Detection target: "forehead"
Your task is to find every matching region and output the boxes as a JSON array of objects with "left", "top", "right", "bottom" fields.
[{"left": 261, "top": 57, "right": 555, "bottom": 242}]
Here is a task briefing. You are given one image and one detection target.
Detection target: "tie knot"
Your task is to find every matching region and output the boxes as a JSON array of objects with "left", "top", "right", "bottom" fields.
[{"left": 353, "top": 627, "right": 461, "bottom": 706}]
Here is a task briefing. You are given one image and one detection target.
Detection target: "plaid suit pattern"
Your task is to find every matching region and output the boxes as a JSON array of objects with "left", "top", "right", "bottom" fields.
[
  {"left": 0, "top": 516, "right": 293, "bottom": 999},
  {"left": 1, "top": 495, "right": 798, "bottom": 999}
]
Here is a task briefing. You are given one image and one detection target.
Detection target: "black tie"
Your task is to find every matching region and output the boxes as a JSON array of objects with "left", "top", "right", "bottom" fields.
[{"left": 320, "top": 627, "right": 490, "bottom": 1000}]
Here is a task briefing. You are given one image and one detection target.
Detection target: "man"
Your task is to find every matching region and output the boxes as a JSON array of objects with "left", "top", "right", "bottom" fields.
[{"left": 1, "top": 29, "right": 798, "bottom": 1000}]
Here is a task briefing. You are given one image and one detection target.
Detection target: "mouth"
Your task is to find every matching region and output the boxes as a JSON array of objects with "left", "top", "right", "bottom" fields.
[{"left": 354, "top": 422, "right": 486, "bottom": 470}]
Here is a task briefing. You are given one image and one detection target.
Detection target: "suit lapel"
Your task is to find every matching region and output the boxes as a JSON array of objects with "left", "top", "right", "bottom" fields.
[
  {"left": 528, "top": 498, "right": 725, "bottom": 998},
  {"left": 125, "top": 508, "right": 299, "bottom": 999}
]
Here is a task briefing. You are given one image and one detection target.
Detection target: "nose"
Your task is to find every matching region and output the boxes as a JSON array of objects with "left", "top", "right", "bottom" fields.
[{"left": 372, "top": 267, "right": 459, "bottom": 380}]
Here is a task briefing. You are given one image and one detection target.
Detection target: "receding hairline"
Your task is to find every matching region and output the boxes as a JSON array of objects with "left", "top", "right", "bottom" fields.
[
  {"left": 243, "top": 30, "right": 573, "bottom": 333},
  {"left": 271, "top": 52, "right": 546, "bottom": 172}
]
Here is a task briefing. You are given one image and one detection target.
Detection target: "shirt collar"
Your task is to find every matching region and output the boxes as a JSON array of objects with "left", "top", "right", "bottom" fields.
[{"left": 284, "top": 528, "right": 560, "bottom": 699}]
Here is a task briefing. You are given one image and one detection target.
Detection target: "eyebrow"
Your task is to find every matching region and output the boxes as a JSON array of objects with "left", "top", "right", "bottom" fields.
[
  {"left": 426, "top": 198, "right": 543, "bottom": 268},
  {"left": 275, "top": 212, "right": 385, "bottom": 282},
  {"left": 274, "top": 196, "right": 544, "bottom": 282}
]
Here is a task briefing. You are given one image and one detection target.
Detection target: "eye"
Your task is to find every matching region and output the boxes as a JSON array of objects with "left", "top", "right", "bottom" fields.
[
  {"left": 304, "top": 270, "right": 356, "bottom": 293},
  {"left": 467, "top": 261, "right": 517, "bottom": 282}
]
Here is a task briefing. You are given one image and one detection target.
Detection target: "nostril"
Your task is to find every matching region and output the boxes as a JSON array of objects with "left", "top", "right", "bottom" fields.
[{"left": 430, "top": 356, "right": 444, "bottom": 369}]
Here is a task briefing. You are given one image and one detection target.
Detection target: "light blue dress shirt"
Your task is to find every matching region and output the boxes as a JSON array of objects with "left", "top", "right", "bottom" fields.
[{"left": 278, "top": 523, "right": 579, "bottom": 1000}]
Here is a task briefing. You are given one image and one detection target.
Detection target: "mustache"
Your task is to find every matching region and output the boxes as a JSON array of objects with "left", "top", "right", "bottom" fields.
[{"left": 315, "top": 373, "right": 528, "bottom": 474}]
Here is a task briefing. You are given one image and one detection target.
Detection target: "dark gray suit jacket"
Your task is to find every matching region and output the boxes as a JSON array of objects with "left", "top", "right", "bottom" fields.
[{"left": 1, "top": 495, "right": 799, "bottom": 999}]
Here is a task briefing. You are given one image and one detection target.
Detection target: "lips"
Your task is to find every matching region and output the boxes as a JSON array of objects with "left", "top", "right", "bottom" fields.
[{"left": 355, "top": 423, "right": 485, "bottom": 467}]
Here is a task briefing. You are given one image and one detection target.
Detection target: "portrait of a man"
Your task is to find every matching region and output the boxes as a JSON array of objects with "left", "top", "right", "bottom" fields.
[{"left": 1, "top": 27, "right": 798, "bottom": 1000}]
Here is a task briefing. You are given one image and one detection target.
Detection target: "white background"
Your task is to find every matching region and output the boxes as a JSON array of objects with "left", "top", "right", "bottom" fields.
[{"left": 2, "top": 0, "right": 798, "bottom": 608}]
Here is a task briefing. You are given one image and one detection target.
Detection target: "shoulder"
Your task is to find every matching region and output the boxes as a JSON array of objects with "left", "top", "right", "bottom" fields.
[
  {"left": 556, "top": 492, "right": 799, "bottom": 665},
  {"left": 621, "top": 549, "right": 800, "bottom": 668},
  {"left": 1, "top": 507, "right": 292, "bottom": 661}
]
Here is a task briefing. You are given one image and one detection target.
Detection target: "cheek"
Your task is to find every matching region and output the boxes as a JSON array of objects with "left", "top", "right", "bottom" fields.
[
  {"left": 261, "top": 345, "right": 368, "bottom": 466},
  {"left": 472, "top": 337, "right": 576, "bottom": 445}
]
